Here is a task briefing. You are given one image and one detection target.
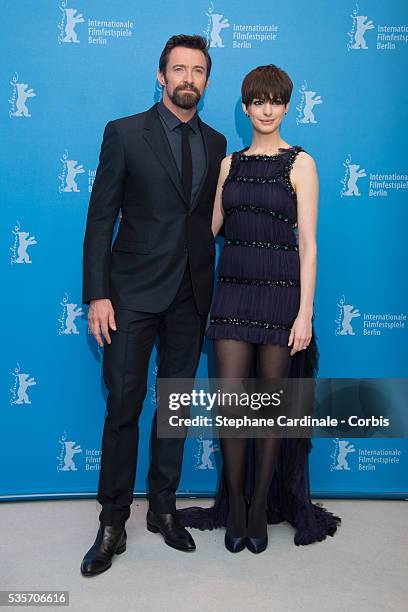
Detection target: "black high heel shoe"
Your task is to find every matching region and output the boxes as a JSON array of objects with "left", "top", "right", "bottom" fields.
[
  {"left": 246, "top": 505, "right": 268, "bottom": 554},
  {"left": 245, "top": 534, "right": 268, "bottom": 554},
  {"left": 224, "top": 498, "right": 247, "bottom": 553},
  {"left": 224, "top": 531, "right": 246, "bottom": 553}
]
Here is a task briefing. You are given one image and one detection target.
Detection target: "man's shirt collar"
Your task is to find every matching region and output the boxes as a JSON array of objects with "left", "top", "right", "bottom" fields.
[{"left": 157, "top": 99, "right": 199, "bottom": 133}]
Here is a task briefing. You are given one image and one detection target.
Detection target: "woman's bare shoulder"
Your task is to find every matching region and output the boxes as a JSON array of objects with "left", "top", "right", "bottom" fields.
[
  {"left": 219, "top": 153, "right": 234, "bottom": 177},
  {"left": 296, "top": 148, "right": 316, "bottom": 169},
  {"left": 221, "top": 153, "right": 233, "bottom": 166}
]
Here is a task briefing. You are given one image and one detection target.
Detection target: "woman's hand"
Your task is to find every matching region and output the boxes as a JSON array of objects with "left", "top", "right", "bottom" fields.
[{"left": 288, "top": 313, "right": 312, "bottom": 356}]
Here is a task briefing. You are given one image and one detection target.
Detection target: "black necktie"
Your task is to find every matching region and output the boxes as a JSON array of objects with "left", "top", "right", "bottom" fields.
[{"left": 180, "top": 122, "right": 192, "bottom": 204}]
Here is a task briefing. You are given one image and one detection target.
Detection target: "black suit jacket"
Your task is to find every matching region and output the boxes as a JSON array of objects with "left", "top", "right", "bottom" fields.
[{"left": 82, "top": 103, "right": 227, "bottom": 314}]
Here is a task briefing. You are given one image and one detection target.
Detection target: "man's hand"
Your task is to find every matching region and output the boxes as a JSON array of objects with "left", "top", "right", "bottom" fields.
[{"left": 88, "top": 299, "right": 117, "bottom": 347}]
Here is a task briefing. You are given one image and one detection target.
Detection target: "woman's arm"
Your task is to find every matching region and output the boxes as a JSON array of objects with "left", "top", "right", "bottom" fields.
[
  {"left": 287, "top": 152, "right": 319, "bottom": 355},
  {"left": 211, "top": 154, "right": 233, "bottom": 237}
]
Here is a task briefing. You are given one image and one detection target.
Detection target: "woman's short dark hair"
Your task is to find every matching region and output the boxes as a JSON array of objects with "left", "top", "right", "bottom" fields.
[
  {"left": 242, "top": 64, "right": 293, "bottom": 106},
  {"left": 159, "top": 34, "right": 212, "bottom": 79}
]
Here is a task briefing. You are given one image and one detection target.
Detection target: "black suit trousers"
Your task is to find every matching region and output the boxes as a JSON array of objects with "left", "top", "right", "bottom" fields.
[{"left": 97, "top": 259, "right": 207, "bottom": 526}]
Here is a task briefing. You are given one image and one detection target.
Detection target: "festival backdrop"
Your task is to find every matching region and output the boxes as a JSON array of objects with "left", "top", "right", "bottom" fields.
[{"left": 2, "top": 1, "right": 408, "bottom": 501}]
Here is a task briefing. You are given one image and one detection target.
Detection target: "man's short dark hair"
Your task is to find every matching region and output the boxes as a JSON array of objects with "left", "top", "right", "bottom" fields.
[{"left": 159, "top": 34, "right": 212, "bottom": 80}]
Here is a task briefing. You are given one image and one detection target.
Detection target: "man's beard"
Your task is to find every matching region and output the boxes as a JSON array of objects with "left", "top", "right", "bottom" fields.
[{"left": 168, "top": 82, "right": 201, "bottom": 109}]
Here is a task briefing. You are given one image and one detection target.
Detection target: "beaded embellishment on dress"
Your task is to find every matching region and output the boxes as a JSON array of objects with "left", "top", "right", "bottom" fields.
[
  {"left": 224, "top": 238, "right": 299, "bottom": 251},
  {"left": 217, "top": 276, "right": 300, "bottom": 288},
  {"left": 225, "top": 204, "right": 296, "bottom": 227}
]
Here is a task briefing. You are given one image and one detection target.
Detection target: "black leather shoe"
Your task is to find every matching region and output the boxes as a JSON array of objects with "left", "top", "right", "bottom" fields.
[
  {"left": 246, "top": 534, "right": 268, "bottom": 554},
  {"left": 80, "top": 524, "right": 126, "bottom": 576},
  {"left": 224, "top": 531, "right": 246, "bottom": 553},
  {"left": 146, "top": 510, "right": 196, "bottom": 552}
]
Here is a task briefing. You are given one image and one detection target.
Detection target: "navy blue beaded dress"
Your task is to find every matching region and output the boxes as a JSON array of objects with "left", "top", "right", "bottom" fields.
[{"left": 177, "top": 146, "right": 341, "bottom": 545}]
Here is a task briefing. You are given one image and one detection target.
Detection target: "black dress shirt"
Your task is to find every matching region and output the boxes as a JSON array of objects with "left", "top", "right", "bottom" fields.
[{"left": 157, "top": 99, "right": 206, "bottom": 205}]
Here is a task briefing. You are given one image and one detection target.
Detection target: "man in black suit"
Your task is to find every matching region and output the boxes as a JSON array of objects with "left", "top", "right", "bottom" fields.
[{"left": 80, "top": 34, "right": 227, "bottom": 576}]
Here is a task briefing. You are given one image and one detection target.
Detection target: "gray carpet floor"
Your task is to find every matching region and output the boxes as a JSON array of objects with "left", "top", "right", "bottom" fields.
[{"left": 1, "top": 498, "right": 407, "bottom": 611}]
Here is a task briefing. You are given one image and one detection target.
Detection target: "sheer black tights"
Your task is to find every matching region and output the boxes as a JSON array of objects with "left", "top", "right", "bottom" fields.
[{"left": 214, "top": 339, "right": 292, "bottom": 537}]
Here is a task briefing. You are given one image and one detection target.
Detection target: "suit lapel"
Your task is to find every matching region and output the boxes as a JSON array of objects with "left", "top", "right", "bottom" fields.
[
  {"left": 142, "top": 103, "right": 187, "bottom": 205},
  {"left": 142, "top": 103, "right": 215, "bottom": 212}
]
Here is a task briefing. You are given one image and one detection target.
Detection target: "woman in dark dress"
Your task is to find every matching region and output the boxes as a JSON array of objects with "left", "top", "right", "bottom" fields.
[{"left": 177, "top": 65, "right": 341, "bottom": 552}]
